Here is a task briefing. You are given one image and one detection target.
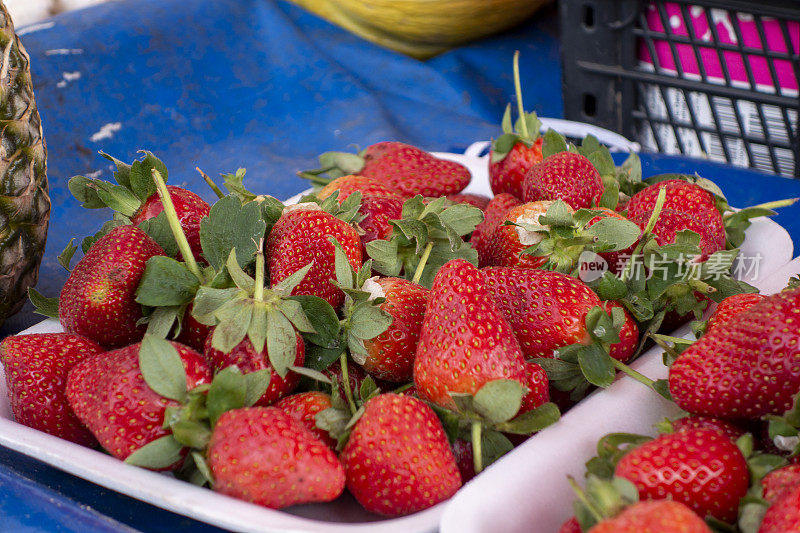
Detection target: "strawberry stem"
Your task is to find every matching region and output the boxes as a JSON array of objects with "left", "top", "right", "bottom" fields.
[
  {"left": 151, "top": 169, "right": 204, "bottom": 282},
  {"left": 567, "top": 476, "right": 605, "bottom": 523},
  {"left": 512, "top": 51, "right": 529, "bottom": 139},
  {"left": 648, "top": 333, "right": 682, "bottom": 362},
  {"left": 196, "top": 167, "right": 224, "bottom": 199},
  {"left": 412, "top": 242, "right": 434, "bottom": 285},
  {"left": 339, "top": 353, "right": 358, "bottom": 416},
  {"left": 254, "top": 238, "right": 265, "bottom": 302},
  {"left": 620, "top": 187, "right": 667, "bottom": 283},
  {"left": 609, "top": 357, "right": 658, "bottom": 391},
  {"left": 723, "top": 198, "right": 798, "bottom": 217},
  {"left": 471, "top": 420, "right": 484, "bottom": 474}
]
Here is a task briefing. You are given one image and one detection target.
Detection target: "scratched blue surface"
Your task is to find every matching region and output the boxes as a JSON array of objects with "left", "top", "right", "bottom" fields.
[{"left": 1, "top": 0, "right": 799, "bottom": 530}]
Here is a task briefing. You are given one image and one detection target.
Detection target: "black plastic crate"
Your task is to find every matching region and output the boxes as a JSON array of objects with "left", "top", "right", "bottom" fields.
[{"left": 560, "top": 0, "right": 800, "bottom": 177}]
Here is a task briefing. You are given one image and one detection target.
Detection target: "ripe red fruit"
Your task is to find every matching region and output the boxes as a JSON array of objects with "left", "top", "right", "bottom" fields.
[
  {"left": 557, "top": 516, "right": 582, "bottom": 533},
  {"left": 451, "top": 438, "right": 476, "bottom": 484},
  {"left": 669, "top": 288, "right": 800, "bottom": 420},
  {"left": 603, "top": 300, "right": 639, "bottom": 364},
  {"left": 414, "top": 259, "right": 529, "bottom": 410},
  {"left": 357, "top": 194, "right": 404, "bottom": 249},
  {"left": 758, "top": 483, "right": 800, "bottom": 533},
  {"left": 266, "top": 204, "right": 362, "bottom": 309},
  {"left": 130, "top": 185, "right": 210, "bottom": 263},
  {"left": 484, "top": 200, "right": 568, "bottom": 269},
  {"left": 0, "top": 333, "right": 104, "bottom": 445},
  {"left": 204, "top": 333, "right": 305, "bottom": 406},
  {"left": 489, "top": 138, "right": 543, "bottom": 200},
  {"left": 614, "top": 428, "right": 749, "bottom": 523},
  {"left": 274, "top": 391, "right": 336, "bottom": 449},
  {"left": 706, "top": 293, "right": 766, "bottom": 334},
  {"left": 317, "top": 174, "right": 398, "bottom": 201},
  {"left": 589, "top": 500, "right": 712, "bottom": 533},
  {"left": 208, "top": 407, "right": 345, "bottom": 508},
  {"left": 629, "top": 208, "right": 724, "bottom": 257},
  {"left": 762, "top": 464, "right": 800, "bottom": 504},
  {"left": 322, "top": 358, "right": 392, "bottom": 399},
  {"left": 173, "top": 303, "right": 212, "bottom": 352},
  {"left": 520, "top": 361, "right": 550, "bottom": 413},
  {"left": 669, "top": 415, "right": 747, "bottom": 443},
  {"left": 447, "top": 192, "right": 492, "bottom": 211},
  {"left": 59, "top": 225, "right": 165, "bottom": 348},
  {"left": 523, "top": 152, "right": 604, "bottom": 210},
  {"left": 362, "top": 277, "right": 429, "bottom": 382},
  {"left": 341, "top": 393, "right": 461, "bottom": 516},
  {"left": 65, "top": 341, "right": 211, "bottom": 467},
  {"left": 359, "top": 142, "right": 471, "bottom": 198},
  {"left": 472, "top": 193, "right": 522, "bottom": 267}
]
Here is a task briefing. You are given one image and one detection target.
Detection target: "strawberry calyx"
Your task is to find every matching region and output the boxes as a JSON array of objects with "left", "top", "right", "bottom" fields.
[
  {"left": 366, "top": 195, "right": 483, "bottom": 288},
  {"left": 568, "top": 474, "right": 640, "bottom": 532},
  {"left": 298, "top": 149, "right": 368, "bottom": 187},
  {"left": 490, "top": 52, "right": 542, "bottom": 164},
  {"left": 734, "top": 433, "right": 791, "bottom": 533},
  {"left": 314, "top": 370, "right": 382, "bottom": 450}
]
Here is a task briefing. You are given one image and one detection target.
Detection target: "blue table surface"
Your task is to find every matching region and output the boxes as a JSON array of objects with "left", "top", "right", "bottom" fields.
[{"left": 1, "top": 0, "right": 799, "bottom": 531}]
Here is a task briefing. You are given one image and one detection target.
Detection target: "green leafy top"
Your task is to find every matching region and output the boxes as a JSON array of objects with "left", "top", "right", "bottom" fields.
[
  {"left": 491, "top": 51, "right": 542, "bottom": 163},
  {"left": 297, "top": 149, "right": 367, "bottom": 188}
]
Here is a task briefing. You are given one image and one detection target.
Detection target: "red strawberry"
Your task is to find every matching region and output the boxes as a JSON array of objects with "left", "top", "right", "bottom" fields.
[
  {"left": 59, "top": 225, "right": 165, "bottom": 348},
  {"left": 706, "top": 293, "right": 766, "bottom": 334},
  {"left": 557, "top": 516, "right": 582, "bottom": 533},
  {"left": 484, "top": 200, "right": 569, "bottom": 269},
  {"left": 669, "top": 415, "right": 747, "bottom": 443},
  {"left": 520, "top": 361, "right": 550, "bottom": 413},
  {"left": 204, "top": 332, "right": 305, "bottom": 406},
  {"left": 0, "top": 333, "right": 104, "bottom": 445},
  {"left": 65, "top": 341, "right": 211, "bottom": 466},
  {"left": 130, "top": 185, "right": 210, "bottom": 262},
  {"left": 357, "top": 194, "right": 404, "bottom": 250},
  {"left": 274, "top": 391, "right": 336, "bottom": 449},
  {"left": 208, "top": 406, "right": 345, "bottom": 508},
  {"left": 614, "top": 428, "right": 749, "bottom": 522},
  {"left": 359, "top": 142, "right": 471, "bottom": 198},
  {"left": 523, "top": 152, "right": 604, "bottom": 210},
  {"left": 174, "top": 303, "right": 212, "bottom": 352},
  {"left": 669, "top": 288, "right": 800, "bottom": 420},
  {"left": 414, "top": 259, "right": 528, "bottom": 410},
  {"left": 451, "top": 438, "right": 476, "bottom": 484},
  {"left": 361, "top": 277, "right": 429, "bottom": 382},
  {"left": 758, "top": 483, "right": 800, "bottom": 533},
  {"left": 762, "top": 464, "right": 800, "bottom": 504},
  {"left": 482, "top": 267, "right": 600, "bottom": 359},
  {"left": 472, "top": 193, "right": 522, "bottom": 267},
  {"left": 317, "top": 174, "right": 398, "bottom": 201},
  {"left": 603, "top": 301, "right": 639, "bottom": 364},
  {"left": 630, "top": 208, "right": 724, "bottom": 257},
  {"left": 490, "top": 138, "right": 544, "bottom": 199},
  {"left": 322, "top": 358, "right": 392, "bottom": 399},
  {"left": 266, "top": 204, "right": 362, "bottom": 309},
  {"left": 447, "top": 192, "right": 492, "bottom": 211},
  {"left": 341, "top": 393, "right": 461, "bottom": 516},
  {"left": 589, "top": 500, "right": 711, "bottom": 533}
]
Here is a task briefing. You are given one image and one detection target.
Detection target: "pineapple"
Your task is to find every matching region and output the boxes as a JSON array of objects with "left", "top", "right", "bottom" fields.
[{"left": 0, "top": 1, "right": 49, "bottom": 326}]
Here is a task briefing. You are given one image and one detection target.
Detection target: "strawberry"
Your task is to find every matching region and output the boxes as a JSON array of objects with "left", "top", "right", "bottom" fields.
[
  {"left": 629, "top": 208, "right": 724, "bottom": 257},
  {"left": 482, "top": 267, "right": 600, "bottom": 359},
  {"left": 520, "top": 361, "right": 550, "bottom": 412},
  {"left": 603, "top": 301, "right": 638, "bottom": 364},
  {"left": 706, "top": 293, "right": 766, "bottom": 334},
  {"left": 451, "top": 438, "right": 476, "bottom": 484},
  {"left": 0, "top": 333, "right": 104, "bottom": 445},
  {"left": 204, "top": 332, "right": 305, "bottom": 406},
  {"left": 614, "top": 428, "right": 749, "bottom": 522},
  {"left": 522, "top": 152, "right": 604, "bottom": 210},
  {"left": 130, "top": 184, "right": 210, "bottom": 262},
  {"left": 322, "top": 358, "right": 392, "bottom": 400},
  {"left": 174, "top": 303, "right": 213, "bottom": 352},
  {"left": 758, "top": 483, "right": 800, "bottom": 533},
  {"left": 667, "top": 415, "right": 747, "bottom": 443},
  {"left": 208, "top": 406, "right": 345, "bottom": 508},
  {"left": 317, "top": 174, "right": 398, "bottom": 201},
  {"left": 669, "top": 288, "right": 800, "bottom": 420},
  {"left": 361, "top": 277, "right": 429, "bottom": 382},
  {"left": 341, "top": 393, "right": 461, "bottom": 516},
  {"left": 483, "top": 200, "right": 569, "bottom": 269},
  {"left": 357, "top": 194, "right": 404, "bottom": 250},
  {"left": 274, "top": 391, "right": 337, "bottom": 449},
  {"left": 359, "top": 142, "right": 471, "bottom": 198},
  {"left": 472, "top": 193, "right": 522, "bottom": 267},
  {"left": 59, "top": 225, "right": 165, "bottom": 348},
  {"left": 414, "top": 259, "right": 529, "bottom": 410},
  {"left": 490, "top": 139, "right": 543, "bottom": 200},
  {"left": 266, "top": 203, "right": 362, "bottom": 309},
  {"left": 557, "top": 516, "right": 582, "bottom": 533},
  {"left": 589, "top": 500, "right": 711, "bottom": 533},
  {"left": 762, "top": 464, "right": 800, "bottom": 504},
  {"left": 447, "top": 193, "right": 491, "bottom": 211},
  {"left": 65, "top": 340, "right": 212, "bottom": 466}
]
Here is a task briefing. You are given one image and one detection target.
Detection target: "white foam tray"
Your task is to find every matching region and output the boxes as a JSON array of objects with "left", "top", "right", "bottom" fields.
[{"left": 3, "top": 147, "right": 794, "bottom": 532}]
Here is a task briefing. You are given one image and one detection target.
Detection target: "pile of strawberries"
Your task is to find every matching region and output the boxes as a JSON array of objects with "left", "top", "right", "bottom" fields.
[{"left": 0, "top": 56, "right": 794, "bottom": 525}]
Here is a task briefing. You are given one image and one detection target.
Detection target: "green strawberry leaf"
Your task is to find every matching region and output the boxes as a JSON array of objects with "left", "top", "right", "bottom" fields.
[
  {"left": 472, "top": 379, "right": 525, "bottom": 425},
  {"left": 348, "top": 301, "right": 392, "bottom": 341},
  {"left": 495, "top": 402, "right": 561, "bottom": 435},
  {"left": 481, "top": 429, "right": 515, "bottom": 469},
  {"left": 586, "top": 147, "right": 615, "bottom": 177},
  {"left": 491, "top": 132, "right": 521, "bottom": 163},
  {"left": 247, "top": 303, "right": 268, "bottom": 353},
  {"left": 136, "top": 256, "right": 200, "bottom": 306},
  {"left": 288, "top": 365, "right": 332, "bottom": 385},
  {"left": 305, "top": 344, "right": 344, "bottom": 372},
  {"left": 191, "top": 287, "right": 243, "bottom": 326},
  {"left": 224, "top": 249, "right": 255, "bottom": 293},
  {"left": 272, "top": 262, "right": 314, "bottom": 296},
  {"left": 94, "top": 182, "right": 141, "bottom": 217},
  {"left": 222, "top": 168, "right": 256, "bottom": 202},
  {"left": 259, "top": 195, "right": 285, "bottom": 238},
  {"left": 129, "top": 151, "right": 168, "bottom": 203},
  {"left": 584, "top": 218, "right": 641, "bottom": 252},
  {"left": 28, "top": 288, "right": 59, "bottom": 319},
  {"left": 206, "top": 366, "right": 247, "bottom": 426},
  {"left": 290, "top": 295, "right": 341, "bottom": 347},
  {"left": 331, "top": 237, "right": 354, "bottom": 289},
  {"left": 439, "top": 204, "right": 484, "bottom": 236},
  {"left": 358, "top": 375, "right": 380, "bottom": 403},
  {"left": 267, "top": 310, "right": 297, "bottom": 378},
  {"left": 136, "top": 211, "right": 179, "bottom": 258},
  {"left": 99, "top": 151, "right": 133, "bottom": 189},
  {"left": 124, "top": 435, "right": 184, "bottom": 469},
  {"left": 594, "top": 272, "right": 628, "bottom": 301},
  {"left": 58, "top": 239, "right": 78, "bottom": 271},
  {"left": 541, "top": 128, "right": 568, "bottom": 158},
  {"left": 68, "top": 176, "right": 108, "bottom": 209},
  {"left": 144, "top": 305, "right": 181, "bottom": 339},
  {"left": 190, "top": 451, "right": 213, "bottom": 486},
  {"left": 366, "top": 239, "right": 402, "bottom": 277},
  {"left": 170, "top": 420, "right": 212, "bottom": 450},
  {"left": 244, "top": 369, "right": 271, "bottom": 406},
  {"left": 577, "top": 344, "right": 616, "bottom": 388},
  {"left": 199, "top": 195, "right": 266, "bottom": 271},
  {"left": 585, "top": 433, "right": 653, "bottom": 479},
  {"left": 139, "top": 335, "right": 188, "bottom": 402},
  {"left": 210, "top": 298, "right": 253, "bottom": 352}
]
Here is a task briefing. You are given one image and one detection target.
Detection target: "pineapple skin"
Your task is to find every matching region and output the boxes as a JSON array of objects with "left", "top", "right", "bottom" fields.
[{"left": 0, "top": 1, "right": 50, "bottom": 326}]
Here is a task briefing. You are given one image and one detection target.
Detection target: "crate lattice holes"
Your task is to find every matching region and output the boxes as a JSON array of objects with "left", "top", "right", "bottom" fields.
[{"left": 560, "top": 0, "right": 800, "bottom": 177}]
